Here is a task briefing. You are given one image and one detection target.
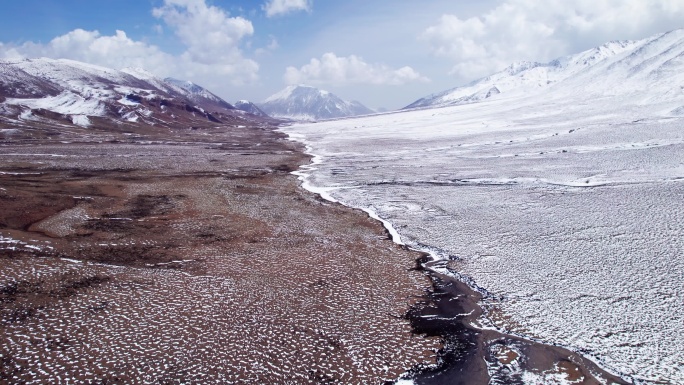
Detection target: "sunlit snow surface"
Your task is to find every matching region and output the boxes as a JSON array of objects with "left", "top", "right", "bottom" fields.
[{"left": 283, "top": 94, "right": 684, "bottom": 383}]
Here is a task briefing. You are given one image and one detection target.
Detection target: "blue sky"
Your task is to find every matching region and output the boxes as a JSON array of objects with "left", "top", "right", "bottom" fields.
[{"left": 2, "top": 0, "right": 683, "bottom": 109}]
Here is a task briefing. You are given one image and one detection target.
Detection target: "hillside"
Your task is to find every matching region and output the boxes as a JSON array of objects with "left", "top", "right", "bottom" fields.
[
  {"left": 234, "top": 100, "right": 270, "bottom": 118},
  {"left": 406, "top": 29, "right": 684, "bottom": 110},
  {"left": 0, "top": 58, "right": 273, "bottom": 137}
]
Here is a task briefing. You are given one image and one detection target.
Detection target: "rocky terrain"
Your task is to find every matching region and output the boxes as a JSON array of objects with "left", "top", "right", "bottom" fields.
[{"left": 0, "top": 118, "right": 444, "bottom": 383}]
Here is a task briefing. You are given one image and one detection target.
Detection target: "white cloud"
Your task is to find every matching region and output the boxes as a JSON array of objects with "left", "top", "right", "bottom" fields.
[
  {"left": 255, "top": 36, "right": 279, "bottom": 56},
  {"left": 153, "top": 0, "right": 254, "bottom": 66},
  {"left": 0, "top": 29, "right": 173, "bottom": 72},
  {"left": 0, "top": 0, "right": 258, "bottom": 86},
  {"left": 284, "top": 53, "right": 429, "bottom": 86},
  {"left": 263, "top": 0, "right": 312, "bottom": 18},
  {"left": 421, "top": 0, "right": 684, "bottom": 81}
]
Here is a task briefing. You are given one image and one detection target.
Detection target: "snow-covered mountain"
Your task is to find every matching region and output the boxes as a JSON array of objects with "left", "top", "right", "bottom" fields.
[
  {"left": 234, "top": 100, "right": 270, "bottom": 118},
  {"left": 406, "top": 29, "right": 684, "bottom": 109},
  {"left": 0, "top": 58, "right": 270, "bottom": 132},
  {"left": 164, "top": 77, "right": 236, "bottom": 113},
  {"left": 259, "top": 85, "right": 374, "bottom": 121}
]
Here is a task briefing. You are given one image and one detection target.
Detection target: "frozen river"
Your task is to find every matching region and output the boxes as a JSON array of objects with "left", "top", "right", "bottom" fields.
[{"left": 283, "top": 93, "right": 684, "bottom": 384}]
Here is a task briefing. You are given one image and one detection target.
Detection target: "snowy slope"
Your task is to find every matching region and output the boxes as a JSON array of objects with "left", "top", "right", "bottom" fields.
[
  {"left": 259, "top": 85, "right": 374, "bottom": 121},
  {"left": 0, "top": 58, "right": 268, "bottom": 131},
  {"left": 164, "top": 77, "right": 236, "bottom": 112},
  {"left": 234, "top": 100, "right": 270, "bottom": 118},
  {"left": 0, "top": 62, "right": 62, "bottom": 99},
  {"left": 284, "top": 29, "right": 684, "bottom": 385},
  {"left": 406, "top": 30, "right": 684, "bottom": 109}
]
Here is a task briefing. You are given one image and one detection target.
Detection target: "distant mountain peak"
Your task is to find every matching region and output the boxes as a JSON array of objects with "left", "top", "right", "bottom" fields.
[
  {"left": 259, "top": 85, "right": 373, "bottom": 121},
  {"left": 264, "top": 84, "right": 330, "bottom": 103},
  {"left": 234, "top": 100, "right": 270, "bottom": 118}
]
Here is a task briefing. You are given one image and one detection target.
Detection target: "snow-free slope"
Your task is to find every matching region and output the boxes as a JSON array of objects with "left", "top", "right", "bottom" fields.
[
  {"left": 406, "top": 29, "right": 684, "bottom": 109},
  {"left": 0, "top": 58, "right": 271, "bottom": 131},
  {"left": 285, "top": 29, "right": 684, "bottom": 384},
  {"left": 259, "top": 85, "right": 374, "bottom": 121}
]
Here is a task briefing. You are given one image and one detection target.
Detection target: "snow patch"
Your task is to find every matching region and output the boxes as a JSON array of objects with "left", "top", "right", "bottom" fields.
[
  {"left": 6, "top": 91, "right": 106, "bottom": 116},
  {"left": 71, "top": 115, "right": 90, "bottom": 127}
]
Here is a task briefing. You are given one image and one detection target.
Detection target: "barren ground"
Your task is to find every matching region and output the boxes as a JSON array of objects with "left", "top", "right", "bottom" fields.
[{"left": 0, "top": 125, "right": 439, "bottom": 384}]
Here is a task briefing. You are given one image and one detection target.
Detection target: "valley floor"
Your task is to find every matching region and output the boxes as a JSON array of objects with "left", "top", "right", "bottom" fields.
[
  {"left": 0, "top": 125, "right": 440, "bottom": 384},
  {"left": 0, "top": 123, "right": 628, "bottom": 384}
]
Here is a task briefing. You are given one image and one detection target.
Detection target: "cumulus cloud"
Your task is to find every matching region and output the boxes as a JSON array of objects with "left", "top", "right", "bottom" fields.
[
  {"left": 284, "top": 53, "right": 429, "bottom": 86},
  {"left": 153, "top": 0, "right": 254, "bottom": 66},
  {"left": 422, "top": 0, "right": 684, "bottom": 81},
  {"left": 0, "top": 0, "right": 258, "bottom": 85},
  {"left": 263, "top": 0, "right": 312, "bottom": 18},
  {"left": 1, "top": 29, "right": 173, "bottom": 71}
]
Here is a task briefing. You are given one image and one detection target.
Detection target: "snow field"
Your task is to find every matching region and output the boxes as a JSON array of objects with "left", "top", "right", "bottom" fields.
[{"left": 284, "top": 91, "right": 684, "bottom": 384}]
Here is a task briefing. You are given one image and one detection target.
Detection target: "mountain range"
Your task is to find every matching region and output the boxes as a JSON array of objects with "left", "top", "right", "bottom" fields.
[
  {"left": 3, "top": 29, "right": 684, "bottom": 133},
  {"left": 258, "top": 85, "right": 374, "bottom": 121},
  {"left": 0, "top": 58, "right": 275, "bottom": 135},
  {"left": 406, "top": 29, "right": 684, "bottom": 110}
]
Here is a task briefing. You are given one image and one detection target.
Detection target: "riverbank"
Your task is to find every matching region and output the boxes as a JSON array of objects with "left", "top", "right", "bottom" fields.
[
  {"left": 405, "top": 259, "right": 629, "bottom": 385},
  {"left": 0, "top": 124, "right": 439, "bottom": 384}
]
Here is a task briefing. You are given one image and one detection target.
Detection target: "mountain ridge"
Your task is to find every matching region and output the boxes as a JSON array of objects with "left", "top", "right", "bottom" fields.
[
  {"left": 0, "top": 57, "right": 273, "bottom": 132},
  {"left": 405, "top": 29, "right": 684, "bottom": 109}
]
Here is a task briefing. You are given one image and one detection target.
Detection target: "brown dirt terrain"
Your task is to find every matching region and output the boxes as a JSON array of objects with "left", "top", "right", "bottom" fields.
[{"left": 0, "top": 125, "right": 440, "bottom": 384}]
